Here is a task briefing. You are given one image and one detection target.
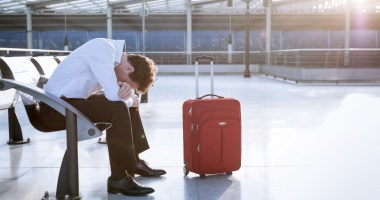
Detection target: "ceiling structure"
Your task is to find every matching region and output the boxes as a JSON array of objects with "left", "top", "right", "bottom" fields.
[
  {"left": 0, "top": 0, "right": 379, "bottom": 32},
  {"left": 0, "top": 0, "right": 379, "bottom": 15}
]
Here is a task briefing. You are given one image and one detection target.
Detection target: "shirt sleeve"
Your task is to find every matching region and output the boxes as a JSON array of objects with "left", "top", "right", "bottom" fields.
[
  {"left": 124, "top": 98, "right": 133, "bottom": 107},
  {"left": 84, "top": 40, "right": 122, "bottom": 101}
]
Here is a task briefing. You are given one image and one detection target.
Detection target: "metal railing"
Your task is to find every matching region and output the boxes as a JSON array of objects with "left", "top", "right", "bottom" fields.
[
  {"left": 129, "top": 49, "right": 380, "bottom": 67},
  {"left": 1, "top": 47, "right": 380, "bottom": 68},
  {"left": 269, "top": 48, "right": 380, "bottom": 68},
  {"left": 0, "top": 47, "right": 70, "bottom": 57},
  {"left": 131, "top": 51, "right": 266, "bottom": 65}
]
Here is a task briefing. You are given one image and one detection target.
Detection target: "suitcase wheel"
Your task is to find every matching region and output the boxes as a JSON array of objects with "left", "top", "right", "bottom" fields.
[
  {"left": 183, "top": 166, "right": 189, "bottom": 176},
  {"left": 226, "top": 172, "right": 232, "bottom": 176},
  {"left": 200, "top": 174, "right": 206, "bottom": 178}
]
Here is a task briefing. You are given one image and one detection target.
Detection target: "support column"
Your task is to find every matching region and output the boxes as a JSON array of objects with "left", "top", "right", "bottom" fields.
[
  {"left": 279, "top": 30, "right": 283, "bottom": 49},
  {"left": 107, "top": 4, "right": 113, "bottom": 39},
  {"left": 327, "top": 30, "right": 331, "bottom": 48},
  {"left": 227, "top": 1, "right": 233, "bottom": 64},
  {"left": 141, "top": 0, "right": 146, "bottom": 56},
  {"left": 344, "top": 1, "right": 350, "bottom": 66},
  {"left": 141, "top": 0, "right": 148, "bottom": 102},
  {"left": 64, "top": 35, "right": 69, "bottom": 51},
  {"left": 186, "top": 0, "right": 192, "bottom": 64},
  {"left": 63, "top": 1, "right": 69, "bottom": 51},
  {"left": 244, "top": 0, "right": 251, "bottom": 78},
  {"left": 265, "top": 3, "right": 272, "bottom": 65},
  {"left": 26, "top": 5, "right": 33, "bottom": 50}
]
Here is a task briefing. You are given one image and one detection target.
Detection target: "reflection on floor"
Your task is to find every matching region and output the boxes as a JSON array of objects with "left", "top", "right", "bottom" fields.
[{"left": 1, "top": 75, "right": 380, "bottom": 200}]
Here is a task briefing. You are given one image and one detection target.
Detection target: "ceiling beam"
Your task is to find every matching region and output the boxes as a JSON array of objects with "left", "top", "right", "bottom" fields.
[
  {"left": 272, "top": 0, "right": 325, "bottom": 9},
  {"left": 351, "top": 0, "right": 380, "bottom": 9},
  {"left": 273, "top": 0, "right": 380, "bottom": 11},
  {"left": 191, "top": 0, "right": 225, "bottom": 7},
  {"left": 109, "top": 0, "right": 136, "bottom": 8},
  {"left": 109, "top": 0, "right": 158, "bottom": 9},
  {"left": 27, "top": 0, "right": 76, "bottom": 9}
]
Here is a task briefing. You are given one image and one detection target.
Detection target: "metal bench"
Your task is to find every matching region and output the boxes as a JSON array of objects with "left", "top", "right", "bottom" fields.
[
  {"left": 54, "top": 55, "right": 67, "bottom": 64},
  {"left": 0, "top": 56, "right": 36, "bottom": 144},
  {"left": 0, "top": 56, "right": 103, "bottom": 199},
  {"left": 31, "top": 55, "right": 59, "bottom": 78}
]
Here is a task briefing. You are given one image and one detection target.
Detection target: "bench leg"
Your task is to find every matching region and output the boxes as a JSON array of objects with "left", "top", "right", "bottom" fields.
[
  {"left": 56, "top": 151, "right": 82, "bottom": 199},
  {"left": 98, "top": 137, "right": 107, "bottom": 144},
  {"left": 56, "top": 109, "right": 82, "bottom": 199},
  {"left": 7, "top": 107, "right": 30, "bottom": 145}
]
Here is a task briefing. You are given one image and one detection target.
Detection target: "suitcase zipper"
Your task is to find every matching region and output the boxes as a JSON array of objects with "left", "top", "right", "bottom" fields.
[{"left": 220, "top": 128, "right": 224, "bottom": 162}]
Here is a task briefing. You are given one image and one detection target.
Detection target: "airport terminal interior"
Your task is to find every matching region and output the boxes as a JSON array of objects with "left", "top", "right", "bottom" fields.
[{"left": 1, "top": 0, "right": 380, "bottom": 199}]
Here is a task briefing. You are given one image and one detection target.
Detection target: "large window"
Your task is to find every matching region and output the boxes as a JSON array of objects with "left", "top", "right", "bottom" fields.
[
  {"left": 145, "top": 30, "right": 185, "bottom": 51},
  {"left": 192, "top": 30, "right": 229, "bottom": 51},
  {"left": 0, "top": 32, "right": 27, "bottom": 48},
  {"left": 0, "top": 29, "right": 378, "bottom": 51},
  {"left": 351, "top": 30, "right": 378, "bottom": 48}
]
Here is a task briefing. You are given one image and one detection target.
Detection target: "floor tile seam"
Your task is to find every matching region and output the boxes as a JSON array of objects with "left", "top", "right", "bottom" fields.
[
  {"left": 0, "top": 167, "right": 61, "bottom": 169},
  {"left": 0, "top": 168, "right": 30, "bottom": 180}
]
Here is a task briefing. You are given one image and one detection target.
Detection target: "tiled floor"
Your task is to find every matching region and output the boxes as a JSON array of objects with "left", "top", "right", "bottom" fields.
[{"left": 1, "top": 75, "right": 380, "bottom": 200}]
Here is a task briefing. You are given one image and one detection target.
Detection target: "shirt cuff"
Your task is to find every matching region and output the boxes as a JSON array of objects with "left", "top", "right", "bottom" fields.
[{"left": 124, "top": 98, "right": 133, "bottom": 108}]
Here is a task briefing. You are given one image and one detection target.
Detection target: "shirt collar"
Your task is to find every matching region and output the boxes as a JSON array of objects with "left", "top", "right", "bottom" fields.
[{"left": 114, "top": 39, "right": 126, "bottom": 65}]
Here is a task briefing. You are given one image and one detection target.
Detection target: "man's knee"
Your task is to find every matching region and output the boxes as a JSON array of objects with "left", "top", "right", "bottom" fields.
[{"left": 107, "top": 101, "right": 130, "bottom": 118}]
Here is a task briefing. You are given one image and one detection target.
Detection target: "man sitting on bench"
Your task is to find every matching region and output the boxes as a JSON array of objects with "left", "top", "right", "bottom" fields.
[{"left": 40, "top": 38, "right": 165, "bottom": 196}]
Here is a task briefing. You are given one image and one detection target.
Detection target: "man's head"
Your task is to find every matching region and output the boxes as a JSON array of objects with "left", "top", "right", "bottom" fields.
[
  {"left": 127, "top": 54, "right": 157, "bottom": 93},
  {"left": 115, "top": 54, "right": 157, "bottom": 94}
]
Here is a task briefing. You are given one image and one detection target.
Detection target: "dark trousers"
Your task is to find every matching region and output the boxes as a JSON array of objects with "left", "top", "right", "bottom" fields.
[{"left": 37, "top": 94, "right": 150, "bottom": 178}]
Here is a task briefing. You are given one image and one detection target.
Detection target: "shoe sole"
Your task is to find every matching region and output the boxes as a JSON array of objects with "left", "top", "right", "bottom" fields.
[
  {"left": 134, "top": 172, "right": 167, "bottom": 177},
  {"left": 108, "top": 187, "right": 154, "bottom": 196}
]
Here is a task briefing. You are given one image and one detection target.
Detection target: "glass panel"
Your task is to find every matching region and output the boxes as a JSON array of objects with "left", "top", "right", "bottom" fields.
[
  {"left": 351, "top": 30, "right": 377, "bottom": 48},
  {"left": 282, "top": 30, "right": 328, "bottom": 49},
  {"left": 144, "top": 30, "right": 185, "bottom": 51},
  {"left": 330, "top": 30, "right": 345, "bottom": 48},
  {"left": 0, "top": 31, "right": 27, "bottom": 48},
  {"left": 106, "top": 31, "right": 136, "bottom": 52},
  {"left": 192, "top": 30, "right": 229, "bottom": 51}
]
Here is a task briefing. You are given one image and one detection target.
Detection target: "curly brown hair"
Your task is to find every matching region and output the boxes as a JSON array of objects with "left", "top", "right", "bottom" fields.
[{"left": 127, "top": 54, "right": 157, "bottom": 93}]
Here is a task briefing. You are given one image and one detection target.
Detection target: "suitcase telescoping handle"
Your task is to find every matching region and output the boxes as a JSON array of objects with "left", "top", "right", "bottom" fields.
[
  {"left": 194, "top": 56, "right": 214, "bottom": 98},
  {"left": 197, "top": 94, "right": 224, "bottom": 99}
]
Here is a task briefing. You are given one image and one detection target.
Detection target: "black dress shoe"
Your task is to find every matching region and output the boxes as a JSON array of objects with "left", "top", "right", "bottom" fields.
[
  {"left": 107, "top": 173, "right": 155, "bottom": 196},
  {"left": 134, "top": 160, "right": 167, "bottom": 177}
]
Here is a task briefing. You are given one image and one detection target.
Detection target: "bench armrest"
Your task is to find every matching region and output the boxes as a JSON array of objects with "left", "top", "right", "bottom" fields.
[{"left": 0, "top": 78, "right": 102, "bottom": 141}]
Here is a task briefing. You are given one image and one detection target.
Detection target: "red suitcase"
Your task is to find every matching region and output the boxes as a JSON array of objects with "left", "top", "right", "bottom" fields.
[{"left": 183, "top": 56, "right": 241, "bottom": 178}]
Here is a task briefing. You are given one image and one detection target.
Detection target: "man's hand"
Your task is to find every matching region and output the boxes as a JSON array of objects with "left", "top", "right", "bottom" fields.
[{"left": 118, "top": 81, "right": 133, "bottom": 100}]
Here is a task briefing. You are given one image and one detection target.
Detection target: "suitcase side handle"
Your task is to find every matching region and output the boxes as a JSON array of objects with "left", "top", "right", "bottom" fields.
[
  {"left": 197, "top": 94, "right": 224, "bottom": 99},
  {"left": 195, "top": 56, "right": 214, "bottom": 62}
]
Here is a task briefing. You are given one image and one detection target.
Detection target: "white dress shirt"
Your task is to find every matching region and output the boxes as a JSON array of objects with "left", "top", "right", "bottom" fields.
[{"left": 45, "top": 38, "right": 133, "bottom": 107}]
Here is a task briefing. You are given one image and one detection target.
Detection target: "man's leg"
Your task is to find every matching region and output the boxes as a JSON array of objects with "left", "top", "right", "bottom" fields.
[
  {"left": 89, "top": 94, "right": 150, "bottom": 156},
  {"left": 129, "top": 107, "right": 149, "bottom": 155},
  {"left": 39, "top": 98, "right": 138, "bottom": 177},
  {"left": 38, "top": 99, "right": 154, "bottom": 196},
  {"left": 129, "top": 107, "right": 166, "bottom": 177}
]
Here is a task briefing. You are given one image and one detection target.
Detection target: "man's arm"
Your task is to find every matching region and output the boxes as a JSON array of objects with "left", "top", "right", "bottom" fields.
[{"left": 86, "top": 40, "right": 125, "bottom": 101}]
